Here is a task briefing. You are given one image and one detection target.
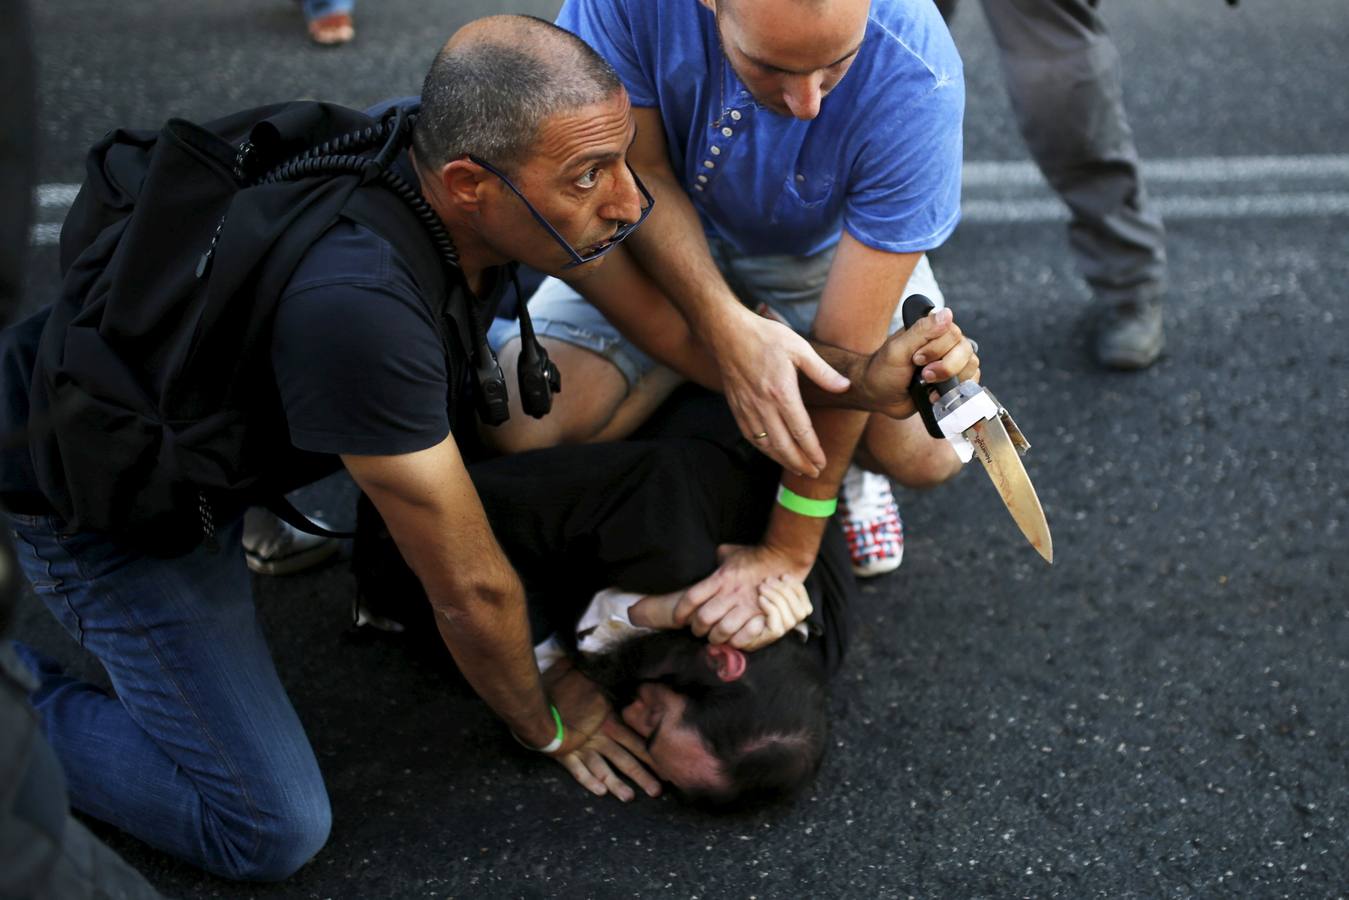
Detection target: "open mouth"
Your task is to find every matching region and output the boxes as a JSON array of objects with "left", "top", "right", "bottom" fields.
[{"left": 584, "top": 231, "right": 621, "bottom": 255}]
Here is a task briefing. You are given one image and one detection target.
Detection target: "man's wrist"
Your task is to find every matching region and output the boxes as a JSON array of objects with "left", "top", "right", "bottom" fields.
[
  {"left": 512, "top": 664, "right": 570, "bottom": 751},
  {"left": 700, "top": 297, "right": 753, "bottom": 354},
  {"left": 776, "top": 484, "right": 838, "bottom": 518},
  {"left": 763, "top": 502, "right": 828, "bottom": 574},
  {"left": 512, "top": 705, "right": 565, "bottom": 754},
  {"left": 805, "top": 339, "right": 874, "bottom": 410},
  {"left": 629, "top": 593, "right": 678, "bottom": 629}
]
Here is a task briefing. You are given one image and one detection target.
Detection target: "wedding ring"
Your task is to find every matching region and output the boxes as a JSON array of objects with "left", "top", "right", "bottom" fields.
[{"left": 753, "top": 431, "right": 769, "bottom": 440}]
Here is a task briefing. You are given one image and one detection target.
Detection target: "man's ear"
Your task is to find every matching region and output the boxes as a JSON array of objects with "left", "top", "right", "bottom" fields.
[
  {"left": 440, "top": 158, "right": 488, "bottom": 212},
  {"left": 705, "top": 644, "right": 747, "bottom": 682}
]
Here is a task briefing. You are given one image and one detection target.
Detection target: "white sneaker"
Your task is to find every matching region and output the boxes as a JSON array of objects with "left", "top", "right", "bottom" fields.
[
  {"left": 836, "top": 466, "right": 904, "bottom": 578},
  {"left": 242, "top": 508, "right": 340, "bottom": 576}
]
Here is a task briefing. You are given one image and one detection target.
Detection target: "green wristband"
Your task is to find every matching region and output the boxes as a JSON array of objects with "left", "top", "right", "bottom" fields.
[
  {"left": 776, "top": 485, "right": 838, "bottom": 518},
  {"left": 513, "top": 704, "right": 565, "bottom": 753}
]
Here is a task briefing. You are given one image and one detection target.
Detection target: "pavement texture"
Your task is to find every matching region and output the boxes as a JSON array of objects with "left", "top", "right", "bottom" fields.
[{"left": 10, "top": 0, "right": 1349, "bottom": 897}]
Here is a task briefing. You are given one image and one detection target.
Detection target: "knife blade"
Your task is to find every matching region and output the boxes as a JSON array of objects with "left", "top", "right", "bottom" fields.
[
  {"left": 968, "top": 415, "right": 1053, "bottom": 564},
  {"left": 900, "top": 294, "right": 1054, "bottom": 563}
]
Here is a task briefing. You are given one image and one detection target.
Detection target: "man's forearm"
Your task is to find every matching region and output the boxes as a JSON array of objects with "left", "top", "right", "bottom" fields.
[
  {"left": 565, "top": 246, "right": 727, "bottom": 391},
  {"left": 802, "top": 341, "right": 876, "bottom": 411},
  {"left": 624, "top": 168, "right": 744, "bottom": 340},
  {"left": 804, "top": 307, "right": 976, "bottom": 420},
  {"left": 622, "top": 298, "right": 724, "bottom": 392},
  {"left": 428, "top": 580, "right": 558, "bottom": 749},
  {"left": 764, "top": 405, "right": 870, "bottom": 568},
  {"left": 343, "top": 444, "right": 566, "bottom": 751}
]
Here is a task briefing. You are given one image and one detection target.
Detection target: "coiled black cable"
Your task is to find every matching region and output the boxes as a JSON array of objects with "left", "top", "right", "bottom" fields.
[
  {"left": 255, "top": 112, "right": 489, "bottom": 367},
  {"left": 259, "top": 113, "right": 458, "bottom": 265}
]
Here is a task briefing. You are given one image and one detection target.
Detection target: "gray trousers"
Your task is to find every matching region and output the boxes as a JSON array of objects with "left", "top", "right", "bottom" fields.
[{"left": 943, "top": 0, "right": 1168, "bottom": 304}]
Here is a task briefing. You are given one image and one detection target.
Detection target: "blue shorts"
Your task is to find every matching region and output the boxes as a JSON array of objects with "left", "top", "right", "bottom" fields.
[{"left": 492, "top": 239, "right": 945, "bottom": 392}]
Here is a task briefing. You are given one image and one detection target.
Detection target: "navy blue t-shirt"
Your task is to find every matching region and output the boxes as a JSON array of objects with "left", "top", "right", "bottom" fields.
[
  {"left": 272, "top": 104, "right": 504, "bottom": 464},
  {"left": 273, "top": 218, "right": 459, "bottom": 459}
]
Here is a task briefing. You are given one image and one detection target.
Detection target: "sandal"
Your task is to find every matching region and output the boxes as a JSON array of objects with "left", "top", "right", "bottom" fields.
[{"left": 307, "top": 11, "right": 354, "bottom": 45}]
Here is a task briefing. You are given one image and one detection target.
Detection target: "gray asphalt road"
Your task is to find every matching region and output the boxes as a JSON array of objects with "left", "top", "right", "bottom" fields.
[{"left": 12, "top": 1, "right": 1349, "bottom": 897}]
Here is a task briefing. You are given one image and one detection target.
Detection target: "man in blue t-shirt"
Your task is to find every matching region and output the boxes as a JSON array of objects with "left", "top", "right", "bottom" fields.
[{"left": 489, "top": 0, "right": 979, "bottom": 633}]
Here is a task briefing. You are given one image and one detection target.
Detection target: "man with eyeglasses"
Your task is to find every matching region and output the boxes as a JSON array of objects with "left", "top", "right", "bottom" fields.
[{"left": 0, "top": 15, "right": 662, "bottom": 882}]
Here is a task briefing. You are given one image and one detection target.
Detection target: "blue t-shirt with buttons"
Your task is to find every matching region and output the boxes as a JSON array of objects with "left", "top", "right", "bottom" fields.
[{"left": 556, "top": 0, "right": 964, "bottom": 258}]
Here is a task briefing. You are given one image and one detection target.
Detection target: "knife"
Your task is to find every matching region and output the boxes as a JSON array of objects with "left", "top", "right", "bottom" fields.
[{"left": 901, "top": 295, "right": 1054, "bottom": 564}]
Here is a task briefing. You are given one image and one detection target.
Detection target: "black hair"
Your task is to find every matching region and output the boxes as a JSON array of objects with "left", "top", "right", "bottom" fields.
[
  {"left": 413, "top": 16, "right": 623, "bottom": 174},
  {"left": 580, "top": 630, "right": 829, "bottom": 811}
]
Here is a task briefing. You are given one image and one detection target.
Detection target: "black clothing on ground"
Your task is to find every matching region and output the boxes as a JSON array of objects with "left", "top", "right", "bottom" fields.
[
  {"left": 0, "top": 307, "right": 48, "bottom": 514},
  {"left": 355, "top": 392, "right": 856, "bottom": 676}
]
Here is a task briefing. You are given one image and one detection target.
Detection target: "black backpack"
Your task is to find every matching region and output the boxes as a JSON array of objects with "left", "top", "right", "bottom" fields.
[{"left": 25, "top": 101, "right": 482, "bottom": 556}]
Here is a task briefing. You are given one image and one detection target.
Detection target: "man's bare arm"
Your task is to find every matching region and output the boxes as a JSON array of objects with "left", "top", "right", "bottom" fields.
[
  {"left": 576, "top": 243, "right": 978, "bottom": 421},
  {"left": 803, "top": 310, "right": 981, "bottom": 419},
  {"left": 676, "top": 237, "right": 973, "bottom": 644},
  {"left": 749, "top": 241, "right": 919, "bottom": 574},
  {"left": 343, "top": 436, "right": 601, "bottom": 753},
  {"left": 567, "top": 106, "right": 848, "bottom": 476}
]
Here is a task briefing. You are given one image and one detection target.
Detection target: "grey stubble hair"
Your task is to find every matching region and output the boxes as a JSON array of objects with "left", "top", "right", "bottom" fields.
[{"left": 413, "top": 16, "right": 623, "bottom": 175}]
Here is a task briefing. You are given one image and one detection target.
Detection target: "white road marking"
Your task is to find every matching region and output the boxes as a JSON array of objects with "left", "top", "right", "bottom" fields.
[
  {"left": 28, "top": 153, "right": 1349, "bottom": 245},
  {"left": 36, "top": 184, "right": 81, "bottom": 208},
  {"left": 962, "top": 154, "right": 1349, "bottom": 188},
  {"left": 962, "top": 192, "right": 1349, "bottom": 224},
  {"left": 30, "top": 223, "right": 62, "bottom": 246}
]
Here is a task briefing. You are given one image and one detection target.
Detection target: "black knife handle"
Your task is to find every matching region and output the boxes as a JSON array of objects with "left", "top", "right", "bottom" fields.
[{"left": 901, "top": 294, "right": 960, "bottom": 440}]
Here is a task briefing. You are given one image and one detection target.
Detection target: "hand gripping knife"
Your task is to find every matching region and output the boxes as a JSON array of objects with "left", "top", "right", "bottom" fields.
[{"left": 903, "top": 294, "right": 1053, "bottom": 564}]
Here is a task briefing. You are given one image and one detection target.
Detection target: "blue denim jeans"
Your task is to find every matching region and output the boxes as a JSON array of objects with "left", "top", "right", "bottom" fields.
[
  {"left": 302, "top": 0, "right": 353, "bottom": 20},
  {"left": 5, "top": 513, "right": 330, "bottom": 882}
]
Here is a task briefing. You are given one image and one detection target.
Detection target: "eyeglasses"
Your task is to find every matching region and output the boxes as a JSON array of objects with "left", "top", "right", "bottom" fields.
[{"left": 468, "top": 155, "right": 655, "bottom": 269}]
